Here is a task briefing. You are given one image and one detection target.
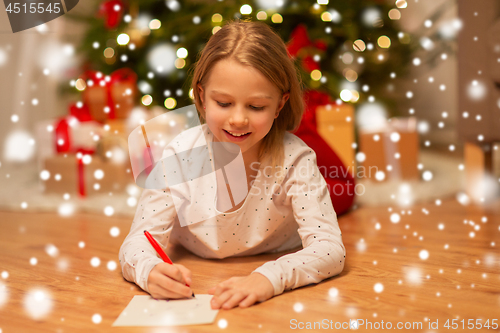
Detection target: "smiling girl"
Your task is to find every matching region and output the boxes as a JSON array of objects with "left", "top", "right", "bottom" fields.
[{"left": 120, "top": 20, "right": 345, "bottom": 310}]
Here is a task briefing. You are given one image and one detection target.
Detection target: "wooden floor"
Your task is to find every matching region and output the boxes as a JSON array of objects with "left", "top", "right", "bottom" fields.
[{"left": 0, "top": 196, "right": 499, "bottom": 332}]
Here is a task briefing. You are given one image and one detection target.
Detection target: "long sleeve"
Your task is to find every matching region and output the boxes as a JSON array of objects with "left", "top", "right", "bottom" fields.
[
  {"left": 119, "top": 187, "right": 178, "bottom": 293},
  {"left": 252, "top": 146, "right": 346, "bottom": 296}
]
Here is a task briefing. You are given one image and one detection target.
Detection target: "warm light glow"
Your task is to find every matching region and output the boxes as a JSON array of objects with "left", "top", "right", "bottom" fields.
[
  {"left": 75, "top": 79, "right": 86, "bottom": 91},
  {"left": 310, "top": 69, "right": 322, "bottom": 81},
  {"left": 340, "top": 89, "right": 352, "bottom": 102},
  {"left": 321, "top": 11, "right": 332, "bottom": 22},
  {"left": 212, "top": 13, "right": 222, "bottom": 22},
  {"left": 176, "top": 47, "right": 188, "bottom": 58},
  {"left": 256, "top": 11, "right": 267, "bottom": 20},
  {"left": 164, "top": 97, "right": 177, "bottom": 109},
  {"left": 149, "top": 19, "right": 161, "bottom": 30},
  {"left": 104, "top": 47, "right": 115, "bottom": 58},
  {"left": 317, "top": 0, "right": 329, "bottom": 4},
  {"left": 378, "top": 36, "right": 391, "bottom": 48},
  {"left": 174, "top": 58, "right": 186, "bottom": 69},
  {"left": 396, "top": 0, "right": 407, "bottom": 8},
  {"left": 353, "top": 40, "right": 366, "bottom": 52},
  {"left": 388, "top": 9, "right": 401, "bottom": 20},
  {"left": 271, "top": 13, "right": 283, "bottom": 23},
  {"left": 142, "top": 95, "right": 153, "bottom": 106},
  {"left": 345, "top": 69, "right": 358, "bottom": 82},
  {"left": 342, "top": 52, "right": 354, "bottom": 64},
  {"left": 212, "top": 26, "right": 222, "bottom": 34},
  {"left": 117, "top": 34, "right": 130, "bottom": 45},
  {"left": 240, "top": 4, "right": 252, "bottom": 15}
]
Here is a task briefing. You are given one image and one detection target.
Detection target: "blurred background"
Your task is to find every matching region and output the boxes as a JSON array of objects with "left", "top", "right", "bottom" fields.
[{"left": 0, "top": 0, "right": 498, "bottom": 217}]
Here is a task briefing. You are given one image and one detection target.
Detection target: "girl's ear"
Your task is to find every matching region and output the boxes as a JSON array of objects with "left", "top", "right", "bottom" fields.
[
  {"left": 197, "top": 83, "right": 205, "bottom": 105},
  {"left": 275, "top": 92, "right": 290, "bottom": 117}
]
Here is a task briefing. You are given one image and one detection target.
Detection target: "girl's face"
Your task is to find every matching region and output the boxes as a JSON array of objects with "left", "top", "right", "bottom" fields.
[{"left": 198, "top": 59, "right": 289, "bottom": 161}]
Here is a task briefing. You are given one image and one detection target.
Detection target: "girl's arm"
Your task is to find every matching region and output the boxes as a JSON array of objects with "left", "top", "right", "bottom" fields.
[
  {"left": 119, "top": 187, "right": 178, "bottom": 293},
  {"left": 252, "top": 146, "right": 346, "bottom": 296}
]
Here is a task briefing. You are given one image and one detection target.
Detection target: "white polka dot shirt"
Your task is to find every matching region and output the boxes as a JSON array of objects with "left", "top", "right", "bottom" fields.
[{"left": 119, "top": 124, "right": 345, "bottom": 296}]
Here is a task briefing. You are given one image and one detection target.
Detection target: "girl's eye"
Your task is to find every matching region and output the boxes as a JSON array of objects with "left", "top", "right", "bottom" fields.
[
  {"left": 217, "top": 102, "right": 230, "bottom": 107},
  {"left": 216, "top": 102, "right": 264, "bottom": 111}
]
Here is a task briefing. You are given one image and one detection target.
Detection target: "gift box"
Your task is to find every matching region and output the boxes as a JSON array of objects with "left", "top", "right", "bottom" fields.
[
  {"left": 96, "top": 133, "right": 129, "bottom": 164},
  {"left": 316, "top": 104, "right": 355, "bottom": 172},
  {"left": 104, "top": 119, "right": 128, "bottom": 136},
  {"left": 464, "top": 141, "right": 500, "bottom": 201},
  {"left": 41, "top": 153, "right": 132, "bottom": 196},
  {"left": 35, "top": 117, "right": 104, "bottom": 168},
  {"left": 82, "top": 69, "right": 137, "bottom": 122},
  {"left": 358, "top": 117, "right": 419, "bottom": 181}
]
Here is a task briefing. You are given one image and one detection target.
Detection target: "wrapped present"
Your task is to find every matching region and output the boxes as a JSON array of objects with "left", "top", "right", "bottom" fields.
[
  {"left": 81, "top": 68, "right": 137, "bottom": 122},
  {"left": 464, "top": 141, "right": 500, "bottom": 202},
  {"left": 60, "top": 118, "right": 105, "bottom": 153},
  {"left": 96, "top": 134, "right": 129, "bottom": 164},
  {"left": 316, "top": 104, "right": 355, "bottom": 171},
  {"left": 35, "top": 109, "right": 105, "bottom": 168},
  {"left": 35, "top": 117, "right": 104, "bottom": 155},
  {"left": 358, "top": 117, "right": 419, "bottom": 181},
  {"left": 104, "top": 119, "right": 128, "bottom": 136},
  {"left": 41, "top": 153, "right": 132, "bottom": 196}
]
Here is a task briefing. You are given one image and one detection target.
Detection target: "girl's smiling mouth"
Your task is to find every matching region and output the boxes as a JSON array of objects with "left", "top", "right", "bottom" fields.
[{"left": 223, "top": 129, "right": 252, "bottom": 141}]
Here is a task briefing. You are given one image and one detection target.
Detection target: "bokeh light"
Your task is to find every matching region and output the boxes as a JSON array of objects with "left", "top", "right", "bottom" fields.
[
  {"left": 149, "top": 19, "right": 161, "bottom": 30},
  {"left": 271, "top": 13, "right": 283, "bottom": 23},
  {"left": 164, "top": 97, "right": 177, "bottom": 109},
  {"left": 117, "top": 33, "right": 130, "bottom": 45},
  {"left": 142, "top": 95, "right": 153, "bottom": 106},
  {"left": 240, "top": 4, "right": 252, "bottom": 15},
  {"left": 388, "top": 9, "right": 401, "bottom": 20},
  {"left": 377, "top": 36, "right": 391, "bottom": 48},
  {"left": 212, "top": 13, "right": 222, "bottom": 22},
  {"left": 353, "top": 40, "right": 366, "bottom": 52}
]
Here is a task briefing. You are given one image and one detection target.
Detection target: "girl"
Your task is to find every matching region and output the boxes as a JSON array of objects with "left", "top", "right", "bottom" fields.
[{"left": 120, "top": 20, "right": 345, "bottom": 310}]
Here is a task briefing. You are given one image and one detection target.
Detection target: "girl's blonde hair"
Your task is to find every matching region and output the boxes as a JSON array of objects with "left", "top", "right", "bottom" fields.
[{"left": 190, "top": 19, "right": 305, "bottom": 179}]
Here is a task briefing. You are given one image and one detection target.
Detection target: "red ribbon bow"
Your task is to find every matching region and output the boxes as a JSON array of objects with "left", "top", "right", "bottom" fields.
[
  {"left": 54, "top": 118, "right": 95, "bottom": 197},
  {"left": 54, "top": 102, "right": 99, "bottom": 197},
  {"left": 54, "top": 103, "right": 93, "bottom": 154}
]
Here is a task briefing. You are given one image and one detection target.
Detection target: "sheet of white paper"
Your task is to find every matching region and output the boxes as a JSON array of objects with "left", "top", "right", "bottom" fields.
[{"left": 112, "top": 294, "right": 219, "bottom": 327}]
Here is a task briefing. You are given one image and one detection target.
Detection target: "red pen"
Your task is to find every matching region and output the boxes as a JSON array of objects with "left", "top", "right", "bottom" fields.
[{"left": 144, "top": 230, "right": 195, "bottom": 298}]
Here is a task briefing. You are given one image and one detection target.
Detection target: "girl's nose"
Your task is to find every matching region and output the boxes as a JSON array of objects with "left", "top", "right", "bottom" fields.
[{"left": 229, "top": 109, "right": 249, "bottom": 127}]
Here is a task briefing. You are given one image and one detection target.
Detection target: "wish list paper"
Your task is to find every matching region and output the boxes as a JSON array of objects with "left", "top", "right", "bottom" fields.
[{"left": 112, "top": 294, "right": 219, "bottom": 327}]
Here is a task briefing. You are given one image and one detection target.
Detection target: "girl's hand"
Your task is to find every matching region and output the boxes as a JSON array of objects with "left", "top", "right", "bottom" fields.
[
  {"left": 147, "top": 263, "right": 193, "bottom": 299},
  {"left": 208, "top": 273, "right": 274, "bottom": 310}
]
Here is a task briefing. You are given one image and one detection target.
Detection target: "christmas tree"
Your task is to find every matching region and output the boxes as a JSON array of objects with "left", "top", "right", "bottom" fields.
[{"left": 69, "top": 0, "right": 415, "bottom": 114}]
